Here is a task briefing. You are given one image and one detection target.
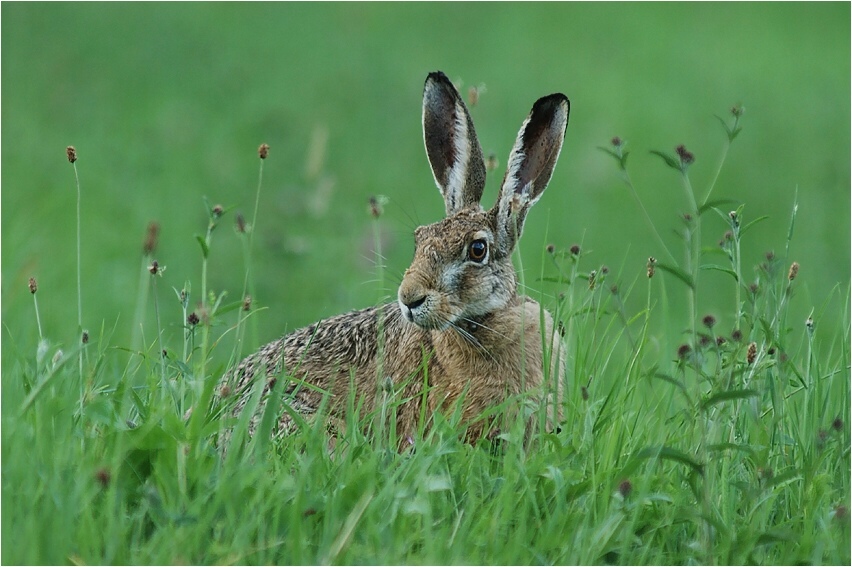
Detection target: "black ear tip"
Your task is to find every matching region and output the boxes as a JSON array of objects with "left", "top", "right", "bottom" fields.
[
  {"left": 427, "top": 70, "right": 449, "bottom": 82},
  {"left": 425, "top": 71, "right": 450, "bottom": 87},
  {"left": 533, "top": 93, "right": 570, "bottom": 116},
  {"left": 424, "top": 71, "right": 459, "bottom": 95}
]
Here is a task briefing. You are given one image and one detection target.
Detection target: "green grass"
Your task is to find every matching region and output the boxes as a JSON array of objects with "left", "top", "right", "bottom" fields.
[
  {"left": 2, "top": 3, "right": 850, "bottom": 565},
  {"left": 3, "top": 104, "right": 850, "bottom": 565}
]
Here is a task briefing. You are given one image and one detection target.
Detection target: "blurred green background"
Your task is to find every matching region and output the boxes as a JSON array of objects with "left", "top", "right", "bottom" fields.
[{"left": 2, "top": 3, "right": 849, "bottom": 361}]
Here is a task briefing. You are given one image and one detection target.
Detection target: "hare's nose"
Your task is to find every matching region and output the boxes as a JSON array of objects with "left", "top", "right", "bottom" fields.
[{"left": 403, "top": 295, "right": 426, "bottom": 311}]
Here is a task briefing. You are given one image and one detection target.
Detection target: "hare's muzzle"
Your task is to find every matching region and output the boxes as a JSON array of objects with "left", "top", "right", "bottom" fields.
[
  {"left": 398, "top": 288, "right": 427, "bottom": 323},
  {"left": 398, "top": 276, "right": 450, "bottom": 330}
]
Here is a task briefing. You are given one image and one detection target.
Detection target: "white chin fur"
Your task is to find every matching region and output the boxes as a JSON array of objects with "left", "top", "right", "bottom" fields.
[
  {"left": 398, "top": 299, "right": 453, "bottom": 331},
  {"left": 398, "top": 300, "right": 414, "bottom": 323}
]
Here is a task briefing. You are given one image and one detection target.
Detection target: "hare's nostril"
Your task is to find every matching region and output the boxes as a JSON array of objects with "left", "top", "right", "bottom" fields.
[{"left": 405, "top": 295, "right": 427, "bottom": 311}]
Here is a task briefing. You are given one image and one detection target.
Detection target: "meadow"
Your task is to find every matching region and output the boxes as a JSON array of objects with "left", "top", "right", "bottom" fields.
[{"left": 2, "top": 3, "right": 850, "bottom": 564}]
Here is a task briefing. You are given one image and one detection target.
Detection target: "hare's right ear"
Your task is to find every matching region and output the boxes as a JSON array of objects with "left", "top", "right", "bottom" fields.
[
  {"left": 422, "top": 71, "right": 487, "bottom": 216},
  {"left": 491, "top": 93, "right": 569, "bottom": 254}
]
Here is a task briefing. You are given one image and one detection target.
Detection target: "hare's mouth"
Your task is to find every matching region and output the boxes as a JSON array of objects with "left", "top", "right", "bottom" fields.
[{"left": 397, "top": 294, "right": 454, "bottom": 331}]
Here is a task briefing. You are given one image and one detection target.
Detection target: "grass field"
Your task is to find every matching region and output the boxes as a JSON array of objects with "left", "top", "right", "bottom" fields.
[{"left": 2, "top": 3, "right": 850, "bottom": 564}]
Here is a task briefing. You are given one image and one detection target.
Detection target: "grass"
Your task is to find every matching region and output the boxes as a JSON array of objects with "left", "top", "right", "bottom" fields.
[
  {"left": 2, "top": 4, "right": 849, "bottom": 564},
  {"left": 2, "top": 97, "right": 850, "bottom": 565}
]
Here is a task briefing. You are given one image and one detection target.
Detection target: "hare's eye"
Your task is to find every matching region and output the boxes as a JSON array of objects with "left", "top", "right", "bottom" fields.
[{"left": 468, "top": 239, "right": 487, "bottom": 263}]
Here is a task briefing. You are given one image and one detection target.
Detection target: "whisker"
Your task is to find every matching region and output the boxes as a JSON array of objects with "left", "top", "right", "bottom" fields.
[
  {"left": 452, "top": 324, "right": 483, "bottom": 351},
  {"left": 390, "top": 199, "right": 422, "bottom": 231},
  {"left": 444, "top": 318, "right": 498, "bottom": 364},
  {"left": 458, "top": 316, "right": 511, "bottom": 342}
]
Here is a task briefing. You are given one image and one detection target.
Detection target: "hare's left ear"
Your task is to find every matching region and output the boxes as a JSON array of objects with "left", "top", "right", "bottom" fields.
[
  {"left": 422, "top": 71, "right": 487, "bottom": 216},
  {"left": 492, "top": 93, "right": 569, "bottom": 253}
]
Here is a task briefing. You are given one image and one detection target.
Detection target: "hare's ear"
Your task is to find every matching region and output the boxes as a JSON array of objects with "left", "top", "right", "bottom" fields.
[
  {"left": 492, "top": 93, "right": 569, "bottom": 253},
  {"left": 422, "top": 71, "right": 487, "bottom": 216}
]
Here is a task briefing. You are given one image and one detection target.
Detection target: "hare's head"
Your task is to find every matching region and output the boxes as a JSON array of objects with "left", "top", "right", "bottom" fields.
[{"left": 398, "top": 71, "right": 569, "bottom": 331}]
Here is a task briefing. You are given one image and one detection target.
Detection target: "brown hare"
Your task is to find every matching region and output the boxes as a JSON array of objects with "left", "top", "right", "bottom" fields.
[{"left": 225, "top": 71, "right": 569, "bottom": 444}]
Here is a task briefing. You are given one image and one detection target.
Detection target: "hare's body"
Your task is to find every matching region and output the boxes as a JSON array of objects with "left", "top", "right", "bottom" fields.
[
  {"left": 226, "top": 71, "right": 570, "bottom": 442},
  {"left": 230, "top": 293, "right": 558, "bottom": 440}
]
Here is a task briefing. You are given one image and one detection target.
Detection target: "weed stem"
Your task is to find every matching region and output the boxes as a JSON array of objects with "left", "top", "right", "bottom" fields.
[
  {"left": 702, "top": 140, "right": 731, "bottom": 206},
  {"left": 151, "top": 274, "right": 167, "bottom": 392},
  {"left": 682, "top": 173, "right": 699, "bottom": 346},
  {"left": 32, "top": 293, "right": 43, "bottom": 341},
  {"left": 621, "top": 169, "right": 677, "bottom": 264},
  {"left": 71, "top": 158, "right": 85, "bottom": 415}
]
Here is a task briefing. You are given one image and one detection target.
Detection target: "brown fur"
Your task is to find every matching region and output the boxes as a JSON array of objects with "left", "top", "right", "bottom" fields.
[
  {"left": 226, "top": 296, "right": 562, "bottom": 443},
  {"left": 223, "top": 71, "right": 570, "bottom": 444}
]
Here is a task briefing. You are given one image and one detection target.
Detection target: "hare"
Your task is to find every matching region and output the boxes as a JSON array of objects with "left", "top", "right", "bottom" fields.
[{"left": 225, "top": 71, "right": 569, "bottom": 444}]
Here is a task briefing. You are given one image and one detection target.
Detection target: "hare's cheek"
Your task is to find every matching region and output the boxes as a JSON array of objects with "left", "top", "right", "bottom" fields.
[
  {"left": 469, "top": 270, "right": 512, "bottom": 312},
  {"left": 463, "top": 265, "right": 492, "bottom": 292},
  {"left": 476, "top": 288, "right": 509, "bottom": 314},
  {"left": 440, "top": 264, "right": 465, "bottom": 292}
]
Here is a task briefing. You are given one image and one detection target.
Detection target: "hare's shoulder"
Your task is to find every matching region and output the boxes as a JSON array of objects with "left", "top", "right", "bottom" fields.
[{"left": 478, "top": 296, "right": 553, "bottom": 342}]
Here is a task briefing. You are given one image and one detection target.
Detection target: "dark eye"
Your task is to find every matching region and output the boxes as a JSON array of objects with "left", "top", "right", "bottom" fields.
[{"left": 468, "top": 239, "right": 487, "bottom": 262}]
